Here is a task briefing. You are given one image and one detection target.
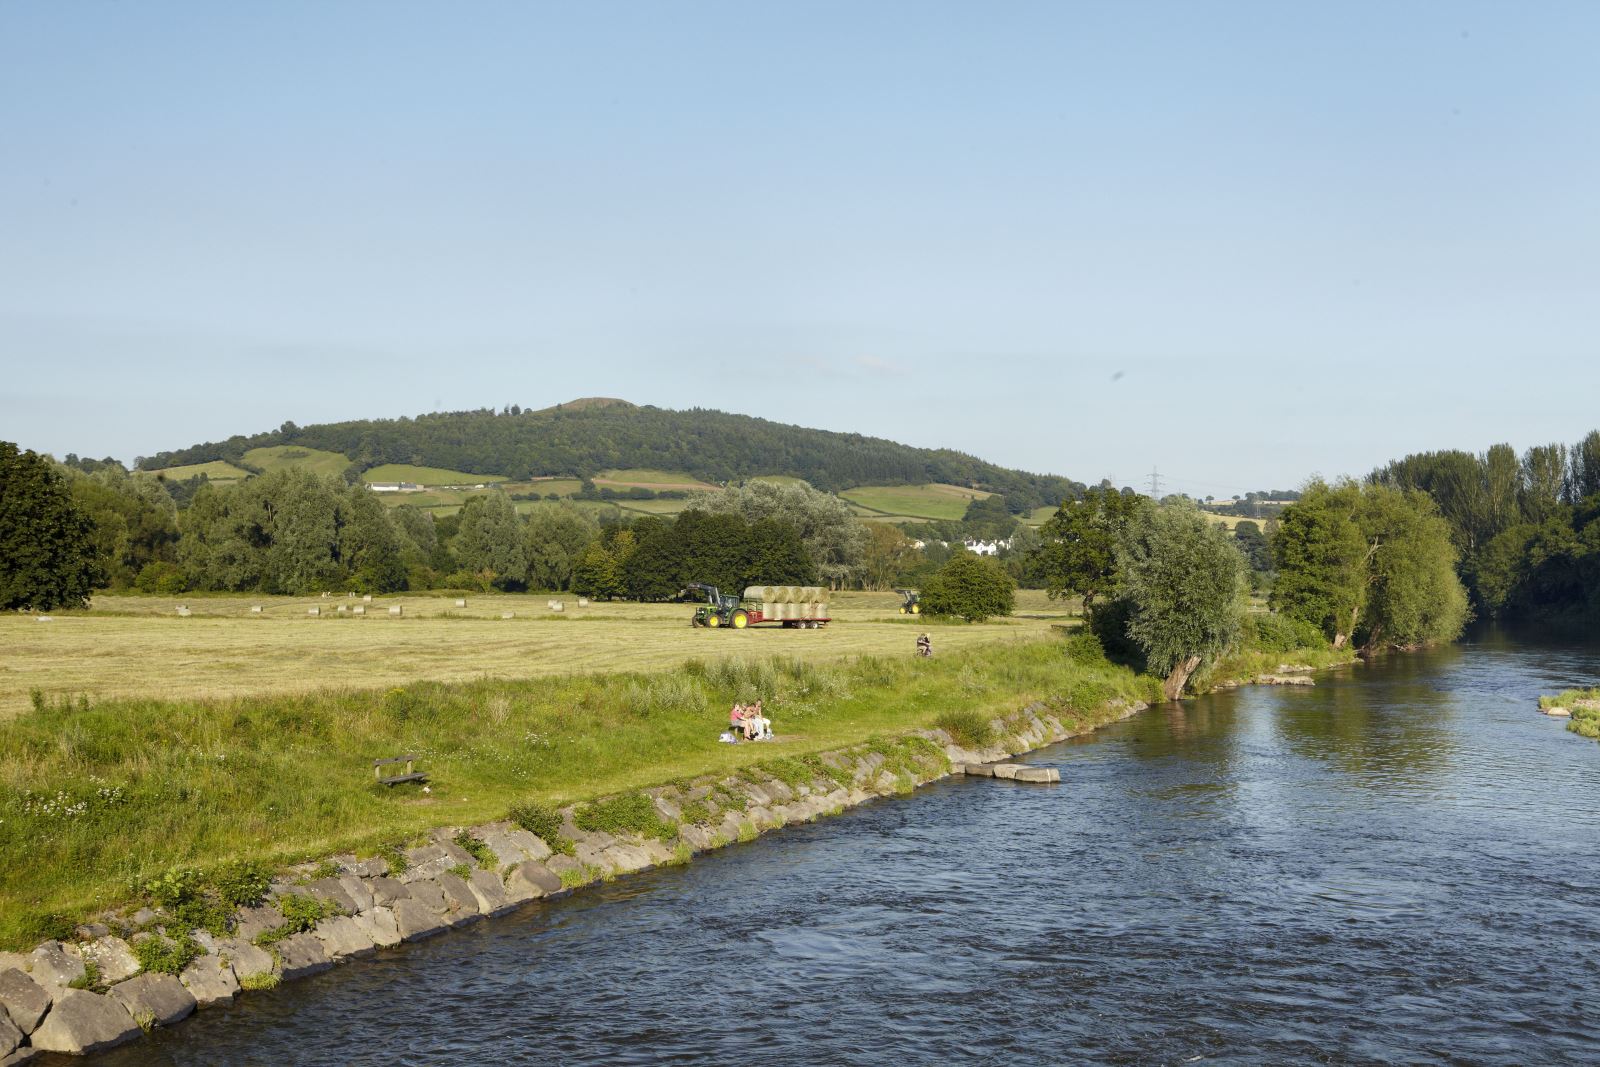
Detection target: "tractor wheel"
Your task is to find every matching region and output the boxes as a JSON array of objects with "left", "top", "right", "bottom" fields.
[
  {"left": 707, "top": 613, "right": 721, "bottom": 628},
  {"left": 731, "top": 609, "right": 749, "bottom": 629},
  {"left": 898, "top": 606, "right": 906, "bottom": 614},
  {"left": 910, "top": 603, "right": 921, "bottom": 615}
]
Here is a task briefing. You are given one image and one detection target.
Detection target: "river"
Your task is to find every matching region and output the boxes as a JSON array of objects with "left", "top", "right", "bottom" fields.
[{"left": 94, "top": 629, "right": 1600, "bottom": 1065}]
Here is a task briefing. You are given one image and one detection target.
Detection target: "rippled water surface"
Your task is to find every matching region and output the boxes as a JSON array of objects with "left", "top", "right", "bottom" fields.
[{"left": 97, "top": 630, "right": 1600, "bottom": 1065}]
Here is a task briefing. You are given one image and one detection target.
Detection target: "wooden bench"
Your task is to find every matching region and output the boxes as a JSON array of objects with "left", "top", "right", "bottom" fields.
[{"left": 373, "top": 755, "right": 427, "bottom": 786}]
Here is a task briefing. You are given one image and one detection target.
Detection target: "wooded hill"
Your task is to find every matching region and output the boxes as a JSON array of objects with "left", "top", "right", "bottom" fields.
[{"left": 136, "top": 400, "right": 1083, "bottom": 511}]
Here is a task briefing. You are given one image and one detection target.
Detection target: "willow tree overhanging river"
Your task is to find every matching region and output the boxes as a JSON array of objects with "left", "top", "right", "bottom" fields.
[{"left": 90, "top": 628, "right": 1600, "bottom": 1066}]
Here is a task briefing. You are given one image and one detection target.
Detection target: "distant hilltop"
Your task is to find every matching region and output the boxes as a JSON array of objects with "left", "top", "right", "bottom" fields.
[
  {"left": 134, "top": 400, "right": 1084, "bottom": 513},
  {"left": 532, "top": 397, "right": 636, "bottom": 414}
]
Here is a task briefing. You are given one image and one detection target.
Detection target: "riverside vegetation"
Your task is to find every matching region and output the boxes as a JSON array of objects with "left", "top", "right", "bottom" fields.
[
  {"left": 1539, "top": 688, "right": 1600, "bottom": 742},
  {"left": 0, "top": 637, "right": 1164, "bottom": 950}
]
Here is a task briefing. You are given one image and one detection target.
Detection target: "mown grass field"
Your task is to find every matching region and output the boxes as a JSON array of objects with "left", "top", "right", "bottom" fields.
[
  {"left": 0, "top": 606, "right": 1142, "bottom": 948},
  {"left": 1201, "top": 511, "right": 1266, "bottom": 531},
  {"left": 362, "top": 463, "right": 507, "bottom": 486},
  {"left": 2, "top": 591, "right": 1073, "bottom": 720},
  {"left": 241, "top": 445, "right": 350, "bottom": 479},
  {"left": 147, "top": 460, "right": 252, "bottom": 483},
  {"left": 840, "top": 483, "right": 992, "bottom": 521}
]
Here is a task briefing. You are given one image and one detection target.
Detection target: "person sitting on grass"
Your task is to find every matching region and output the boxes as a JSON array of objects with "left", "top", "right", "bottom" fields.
[
  {"left": 730, "top": 702, "right": 747, "bottom": 738},
  {"left": 748, "top": 700, "right": 773, "bottom": 741}
]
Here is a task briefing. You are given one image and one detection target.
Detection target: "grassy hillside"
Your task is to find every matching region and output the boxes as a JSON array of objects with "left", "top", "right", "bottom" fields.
[
  {"left": 595, "top": 468, "right": 719, "bottom": 490},
  {"left": 149, "top": 459, "right": 252, "bottom": 482},
  {"left": 136, "top": 400, "right": 1082, "bottom": 508},
  {"left": 242, "top": 444, "right": 350, "bottom": 478},
  {"left": 841, "top": 483, "right": 993, "bottom": 522}
]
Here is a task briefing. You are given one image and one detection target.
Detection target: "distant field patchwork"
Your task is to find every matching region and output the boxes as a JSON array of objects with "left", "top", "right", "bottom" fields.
[
  {"left": 363, "top": 464, "right": 507, "bottom": 486},
  {"left": 594, "top": 469, "right": 718, "bottom": 490},
  {"left": 242, "top": 445, "right": 351, "bottom": 478}
]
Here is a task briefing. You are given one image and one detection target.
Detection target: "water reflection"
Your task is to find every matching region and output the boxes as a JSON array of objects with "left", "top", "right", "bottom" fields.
[{"left": 1268, "top": 656, "right": 1461, "bottom": 791}]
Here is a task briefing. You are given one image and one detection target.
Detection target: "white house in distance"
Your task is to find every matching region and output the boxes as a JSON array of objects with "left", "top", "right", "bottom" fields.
[
  {"left": 909, "top": 537, "right": 1011, "bottom": 556},
  {"left": 368, "top": 481, "right": 422, "bottom": 493}
]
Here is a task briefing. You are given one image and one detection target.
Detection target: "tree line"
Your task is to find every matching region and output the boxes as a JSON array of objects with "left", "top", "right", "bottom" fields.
[
  {"left": 5, "top": 444, "right": 956, "bottom": 608},
  {"left": 1024, "top": 483, "right": 1471, "bottom": 696},
  {"left": 1369, "top": 430, "right": 1600, "bottom": 622}
]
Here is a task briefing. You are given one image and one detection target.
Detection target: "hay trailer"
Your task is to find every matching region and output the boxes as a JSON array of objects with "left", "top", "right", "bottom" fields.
[{"left": 687, "top": 584, "right": 831, "bottom": 629}]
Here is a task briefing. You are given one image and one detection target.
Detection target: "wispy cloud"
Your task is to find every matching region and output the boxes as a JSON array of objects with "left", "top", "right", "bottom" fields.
[{"left": 853, "top": 354, "right": 909, "bottom": 375}]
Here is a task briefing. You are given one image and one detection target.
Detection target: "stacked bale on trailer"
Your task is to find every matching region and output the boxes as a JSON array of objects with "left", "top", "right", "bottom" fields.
[{"left": 743, "top": 586, "right": 830, "bottom": 627}]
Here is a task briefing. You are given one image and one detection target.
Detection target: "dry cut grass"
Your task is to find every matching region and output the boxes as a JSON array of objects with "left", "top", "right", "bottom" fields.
[{"left": 1, "top": 591, "right": 1072, "bottom": 720}]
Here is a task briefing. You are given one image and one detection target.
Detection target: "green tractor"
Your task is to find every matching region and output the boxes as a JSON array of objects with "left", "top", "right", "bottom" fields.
[
  {"left": 896, "top": 589, "right": 922, "bottom": 615},
  {"left": 687, "top": 583, "right": 751, "bottom": 629}
]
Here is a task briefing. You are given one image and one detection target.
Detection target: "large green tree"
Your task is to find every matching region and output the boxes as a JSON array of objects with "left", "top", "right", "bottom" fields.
[
  {"left": 920, "top": 552, "right": 1015, "bottom": 623},
  {"left": 64, "top": 465, "right": 179, "bottom": 588},
  {"left": 1353, "top": 485, "right": 1471, "bottom": 650},
  {"left": 1029, "top": 487, "right": 1148, "bottom": 607},
  {"left": 1270, "top": 480, "right": 1371, "bottom": 648},
  {"left": 690, "top": 481, "right": 866, "bottom": 589},
  {"left": 454, "top": 492, "right": 527, "bottom": 590},
  {"left": 521, "top": 502, "right": 600, "bottom": 591},
  {"left": 176, "top": 470, "right": 407, "bottom": 593},
  {"left": 1113, "top": 504, "right": 1247, "bottom": 699},
  {"left": 0, "top": 442, "right": 100, "bottom": 610},
  {"left": 1274, "top": 481, "right": 1470, "bottom": 650},
  {"left": 860, "top": 522, "right": 921, "bottom": 590}
]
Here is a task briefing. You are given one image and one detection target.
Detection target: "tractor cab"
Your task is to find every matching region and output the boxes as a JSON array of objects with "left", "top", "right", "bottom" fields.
[
  {"left": 896, "top": 589, "right": 922, "bottom": 615},
  {"left": 687, "top": 583, "right": 750, "bottom": 628}
]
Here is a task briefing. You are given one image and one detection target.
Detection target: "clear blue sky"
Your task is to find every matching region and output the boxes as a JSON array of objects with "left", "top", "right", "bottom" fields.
[{"left": 3, "top": 1, "right": 1598, "bottom": 498}]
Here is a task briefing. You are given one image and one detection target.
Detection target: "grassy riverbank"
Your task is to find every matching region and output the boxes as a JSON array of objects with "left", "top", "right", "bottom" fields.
[
  {"left": 0, "top": 636, "right": 1160, "bottom": 949},
  {"left": 1540, "top": 688, "right": 1600, "bottom": 739}
]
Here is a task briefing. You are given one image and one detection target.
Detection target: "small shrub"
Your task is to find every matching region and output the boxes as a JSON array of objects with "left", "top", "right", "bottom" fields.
[
  {"left": 453, "top": 830, "right": 496, "bottom": 870},
  {"left": 171, "top": 895, "right": 234, "bottom": 938},
  {"left": 378, "top": 844, "right": 409, "bottom": 876},
  {"left": 133, "top": 931, "right": 200, "bottom": 975},
  {"left": 447, "top": 863, "right": 472, "bottom": 880},
  {"left": 256, "top": 893, "right": 340, "bottom": 945},
  {"left": 1061, "top": 629, "right": 1110, "bottom": 667},
  {"left": 69, "top": 959, "right": 101, "bottom": 990},
  {"left": 143, "top": 867, "right": 203, "bottom": 910},
  {"left": 678, "top": 798, "right": 711, "bottom": 825},
  {"left": 239, "top": 971, "right": 280, "bottom": 992},
  {"left": 573, "top": 792, "right": 675, "bottom": 841},
  {"left": 509, "top": 801, "right": 575, "bottom": 856},
  {"left": 1244, "top": 612, "right": 1329, "bottom": 653},
  {"left": 212, "top": 860, "right": 272, "bottom": 909},
  {"left": 761, "top": 757, "right": 818, "bottom": 791},
  {"left": 934, "top": 709, "right": 996, "bottom": 749}
]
